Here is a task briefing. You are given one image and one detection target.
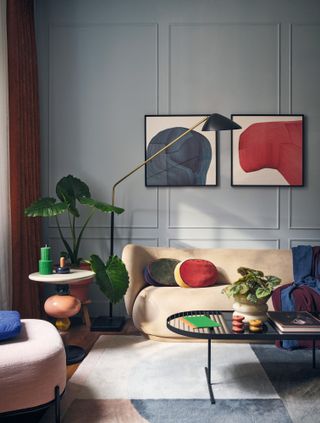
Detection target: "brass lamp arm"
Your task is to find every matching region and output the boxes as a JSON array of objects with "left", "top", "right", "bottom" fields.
[{"left": 111, "top": 115, "right": 208, "bottom": 206}]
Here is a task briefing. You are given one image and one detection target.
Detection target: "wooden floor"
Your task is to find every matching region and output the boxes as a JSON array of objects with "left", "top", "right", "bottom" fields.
[{"left": 66, "top": 318, "right": 139, "bottom": 379}]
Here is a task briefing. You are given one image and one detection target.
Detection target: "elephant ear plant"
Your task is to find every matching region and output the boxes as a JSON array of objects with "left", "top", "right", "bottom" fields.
[
  {"left": 25, "top": 175, "right": 129, "bottom": 306},
  {"left": 222, "top": 267, "right": 281, "bottom": 304}
]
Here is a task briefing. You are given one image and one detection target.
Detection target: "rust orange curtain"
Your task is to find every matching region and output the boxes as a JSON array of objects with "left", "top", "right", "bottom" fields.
[{"left": 7, "top": 0, "right": 41, "bottom": 318}]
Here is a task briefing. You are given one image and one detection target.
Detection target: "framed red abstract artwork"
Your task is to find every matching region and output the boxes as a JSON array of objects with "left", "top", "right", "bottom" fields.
[{"left": 231, "top": 114, "right": 304, "bottom": 186}]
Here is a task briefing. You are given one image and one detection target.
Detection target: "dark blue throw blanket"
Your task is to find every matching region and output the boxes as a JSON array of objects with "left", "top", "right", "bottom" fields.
[{"left": 281, "top": 245, "right": 320, "bottom": 349}]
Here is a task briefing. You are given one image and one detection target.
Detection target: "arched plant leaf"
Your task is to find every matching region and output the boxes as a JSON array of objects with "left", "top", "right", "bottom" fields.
[
  {"left": 56, "top": 175, "right": 91, "bottom": 217},
  {"left": 24, "top": 197, "right": 68, "bottom": 217},
  {"left": 90, "top": 254, "right": 129, "bottom": 304},
  {"left": 79, "top": 197, "right": 124, "bottom": 215}
]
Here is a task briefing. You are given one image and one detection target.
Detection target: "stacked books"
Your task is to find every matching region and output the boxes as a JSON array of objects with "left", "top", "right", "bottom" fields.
[{"left": 268, "top": 311, "right": 320, "bottom": 333}]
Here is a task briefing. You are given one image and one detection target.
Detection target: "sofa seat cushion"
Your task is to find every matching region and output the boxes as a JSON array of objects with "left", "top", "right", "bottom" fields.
[{"left": 132, "top": 285, "right": 236, "bottom": 339}]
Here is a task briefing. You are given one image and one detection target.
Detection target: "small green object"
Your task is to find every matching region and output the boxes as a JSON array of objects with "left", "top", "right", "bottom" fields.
[
  {"left": 40, "top": 246, "right": 51, "bottom": 260},
  {"left": 182, "top": 315, "right": 220, "bottom": 329},
  {"left": 39, "top": 259, "right": 53, "bottom": 275},
  {"left": 39, "top": 245, "right": 53, "bottom": 274}
]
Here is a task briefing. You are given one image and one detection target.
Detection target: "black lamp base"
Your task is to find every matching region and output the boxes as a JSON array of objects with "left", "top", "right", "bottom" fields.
[{"left": 90, "top": 316, "right": 126, "bottom": 332}]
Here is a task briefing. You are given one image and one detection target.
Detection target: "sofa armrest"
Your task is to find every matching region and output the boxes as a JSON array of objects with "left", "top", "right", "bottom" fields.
[{"left": 122, "top": 244, "right": 155, "bottom": 316}]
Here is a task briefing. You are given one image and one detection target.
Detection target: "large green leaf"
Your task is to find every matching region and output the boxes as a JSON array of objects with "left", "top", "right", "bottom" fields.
[
  {"left": 24, "top": 197, "right": 68, "bottom": 217},
  {"left": 79, "top": 197, "right": 124, "bottom": 215},
  {"left": 246, "top": 293, "right": 258, "bottom": 303},
  {"left": 265, "top": 275, "right": 281, "bottom": 287},
  {"left": 90, "top": 254, "right": 129, "bottom": 304},
  {"left": 56, "top": 175, "right": 91, "bottom": 217},
  {"left": 256, "top": 287, "right": 271, "bottom": 298},
  {"left": 238, "top": 267, "right": 264, "bottom": 277}
]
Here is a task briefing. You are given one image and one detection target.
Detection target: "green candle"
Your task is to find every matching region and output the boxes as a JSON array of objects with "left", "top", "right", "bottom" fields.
[
  {"left": 39, "top": 245, "right": 53, "bottom": 274},
  {"left": 41, "top": 245, "right": 51, "bottom": 260}
]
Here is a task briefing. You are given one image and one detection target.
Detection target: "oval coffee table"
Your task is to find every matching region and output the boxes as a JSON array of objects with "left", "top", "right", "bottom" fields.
[{"left": 167, "top": 310, "right": 320, "bottom": 404}]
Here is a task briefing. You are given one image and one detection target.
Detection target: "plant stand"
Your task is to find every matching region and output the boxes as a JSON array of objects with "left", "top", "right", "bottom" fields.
[
  {"left": 29, "top": 269, "right": 95, "bottom": 364},
  {"left": 91, "top": 302, "right": 126, "bottom": 332},
  {"left": 90, "top": 315, "right": 126, "bottom": 332}
]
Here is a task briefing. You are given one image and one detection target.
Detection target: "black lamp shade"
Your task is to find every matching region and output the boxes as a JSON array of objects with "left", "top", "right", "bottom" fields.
[{"left": 202, "top": 113, "right": 241, "bottom": 131}]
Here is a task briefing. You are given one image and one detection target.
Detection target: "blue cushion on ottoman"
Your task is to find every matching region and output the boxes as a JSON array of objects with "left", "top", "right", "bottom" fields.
[{"left": 0, "top": 311, "right": 21, "bottom": 341}]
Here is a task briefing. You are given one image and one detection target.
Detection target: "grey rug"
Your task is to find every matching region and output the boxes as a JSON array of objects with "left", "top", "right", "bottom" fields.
[
  {"left": 252, "top": 345, "right": 320, "bottom": 423},
  {"left": 58, "top": 335, "right": 320, "bottom": 423}
]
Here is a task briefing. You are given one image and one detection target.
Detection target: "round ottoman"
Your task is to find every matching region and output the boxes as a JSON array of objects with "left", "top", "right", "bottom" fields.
[{"left": 0, "top": 319, "right": 66, "bottom": 421}]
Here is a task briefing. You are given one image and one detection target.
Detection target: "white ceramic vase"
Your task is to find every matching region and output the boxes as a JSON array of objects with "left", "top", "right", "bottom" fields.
[{"left": 232, "top": 294, "right": 270, "bottom": 322}]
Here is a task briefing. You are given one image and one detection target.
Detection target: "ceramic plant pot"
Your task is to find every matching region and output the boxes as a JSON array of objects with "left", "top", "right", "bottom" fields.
[
  {"left": 232, "top": 294, "right": 271, "bottom": 322},
  {"left": 69, "top": 263, "right": 94, "bottom": 302}
]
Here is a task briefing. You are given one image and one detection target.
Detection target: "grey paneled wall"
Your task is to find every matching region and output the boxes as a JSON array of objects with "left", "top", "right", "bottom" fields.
[{"left": 35, "top": 0, "right": 320, "bottom": 316}]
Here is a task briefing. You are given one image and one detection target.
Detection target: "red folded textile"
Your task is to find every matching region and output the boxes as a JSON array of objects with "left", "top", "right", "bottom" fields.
[{"left": 272, "top": 283, "right": 320, "bottom": 348}]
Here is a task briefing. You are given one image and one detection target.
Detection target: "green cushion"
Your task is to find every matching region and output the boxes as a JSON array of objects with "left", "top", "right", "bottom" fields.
[{"left": 144, "top": 258, "right": 180, "bottom": 286}]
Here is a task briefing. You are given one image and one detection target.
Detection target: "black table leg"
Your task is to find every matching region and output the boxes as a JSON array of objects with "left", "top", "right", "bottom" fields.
[
  {"left": 204, "top": 337, "right": 215, "bottom": 404},
  {"left": 312, "top": 339, "right": 316, "bottom": 369}
]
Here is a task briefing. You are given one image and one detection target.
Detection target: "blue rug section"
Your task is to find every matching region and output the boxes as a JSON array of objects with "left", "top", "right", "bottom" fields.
[
  {"left": 252, "top": 344, "right": 320, "bottom": 423},
  {"left": 131, "top": 399, "right": 292, "bottom": 423}
]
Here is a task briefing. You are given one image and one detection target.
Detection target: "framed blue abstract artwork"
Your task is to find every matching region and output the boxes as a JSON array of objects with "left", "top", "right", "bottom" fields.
[{"left": 145, "top": 115, "right": 217, "bottom": 187}]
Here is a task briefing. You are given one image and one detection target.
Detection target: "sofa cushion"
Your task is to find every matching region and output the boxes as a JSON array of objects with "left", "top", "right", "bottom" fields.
[
  {"left": 0, "top": 311, "right": 21, "bottom": 341},
  {"left": 174, "top": 259, "right": 218, "bottom": 288},
  {"left": 144, "top": 258, "right": 180, "bottom": 286}
]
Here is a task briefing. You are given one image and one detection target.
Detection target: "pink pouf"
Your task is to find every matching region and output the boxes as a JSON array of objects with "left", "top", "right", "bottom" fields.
[{"left": 0, "top": 319, "right": 66, "bottom": 421}]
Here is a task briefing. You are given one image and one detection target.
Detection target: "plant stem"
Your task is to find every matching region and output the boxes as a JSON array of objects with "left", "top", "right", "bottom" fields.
[
  {"left": 74, "top": 209, "right": 96, "bottom": 262},
  {"left": 55, "top": 216, "right": 74, "bottom": 261},
  {"left": 67, "top": 211, "right": 77, "bottom": 255}
]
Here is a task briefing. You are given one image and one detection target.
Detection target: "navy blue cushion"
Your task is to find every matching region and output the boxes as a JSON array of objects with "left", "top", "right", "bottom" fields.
[{"left": 0, "top": 311, "right": 21, "bottom": 341}]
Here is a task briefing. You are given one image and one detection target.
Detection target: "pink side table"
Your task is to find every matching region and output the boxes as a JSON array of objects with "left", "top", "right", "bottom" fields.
[{"left": 29, "top": 269, "right": 95, "bottom": 365}]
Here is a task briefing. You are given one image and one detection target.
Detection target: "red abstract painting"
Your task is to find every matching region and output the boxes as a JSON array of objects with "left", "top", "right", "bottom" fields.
[{"left": 232, "top": 115, "right": 304, "bottom": 186}]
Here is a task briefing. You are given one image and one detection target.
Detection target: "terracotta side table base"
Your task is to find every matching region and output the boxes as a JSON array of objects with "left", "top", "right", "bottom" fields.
[{"left": 29, "top": 270, "right": 95, "bottom": 365}]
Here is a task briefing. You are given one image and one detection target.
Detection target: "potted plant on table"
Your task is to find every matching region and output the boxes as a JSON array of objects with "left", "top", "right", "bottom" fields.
[
  {"left": 222, "top": 267, "right": 281, "bottom": 322},
  {"left": 25, "top": 175, "right": 129, "bottom": 320}
]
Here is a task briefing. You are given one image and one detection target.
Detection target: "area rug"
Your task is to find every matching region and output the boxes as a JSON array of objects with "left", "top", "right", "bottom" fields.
[{"left": 59, "top": 335, "right": 320, "bottom": 423}]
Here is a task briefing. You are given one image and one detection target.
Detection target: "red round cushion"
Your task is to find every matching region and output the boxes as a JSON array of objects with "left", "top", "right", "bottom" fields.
[{"left": 178, "top": 259, "right": 218, "bottom": 287}]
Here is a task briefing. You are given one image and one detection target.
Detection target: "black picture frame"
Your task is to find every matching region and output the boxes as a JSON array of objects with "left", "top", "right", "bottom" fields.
[
  {"left": 144, "top": 115, "right": 217, "bottom": 187},
  {"left": 231, "top": 114, "right": 304, "bottom": 187}
]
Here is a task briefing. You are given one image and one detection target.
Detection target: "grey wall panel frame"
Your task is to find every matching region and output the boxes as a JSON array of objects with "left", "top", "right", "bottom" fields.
[
  {"left": 168, "top": 22, "right": 281, "bottom": 114},
  {"left": 48, "top": 23, "right": 159, "bottom": 230},
  {"left": 288, "top": 24, "right": 320, "bottom": 229},
  {"left": 289, "top": 239, "right": 320, "bottom": 248},
  {"left": 168, "top": 186, "right": 280, "bottom": 229},
  {"left": 168, "top": 23, "right": 281, "bottom": 230},
  {"left": 169, "top": 238, "right": 280, "bottom": 249}
]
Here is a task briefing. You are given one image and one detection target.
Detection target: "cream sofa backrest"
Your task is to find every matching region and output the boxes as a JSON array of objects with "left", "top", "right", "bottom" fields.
[{"left": 122, "top": 244, "right": 293, "bottom": 316}]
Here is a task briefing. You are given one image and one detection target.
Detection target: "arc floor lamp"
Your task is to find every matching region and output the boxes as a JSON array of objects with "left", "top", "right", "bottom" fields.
[{"left": 93, "top": 113, "right": 241, "bottom": 331}]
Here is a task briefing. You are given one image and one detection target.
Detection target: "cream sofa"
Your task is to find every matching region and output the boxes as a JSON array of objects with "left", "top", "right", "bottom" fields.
[{"left": 122, "top": 244, "right": 294, "bottom": 341}]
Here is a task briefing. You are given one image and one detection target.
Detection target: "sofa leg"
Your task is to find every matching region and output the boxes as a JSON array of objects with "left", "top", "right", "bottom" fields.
[{"left": 54, "top": 385, "right": 60, "bottom": 423}]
